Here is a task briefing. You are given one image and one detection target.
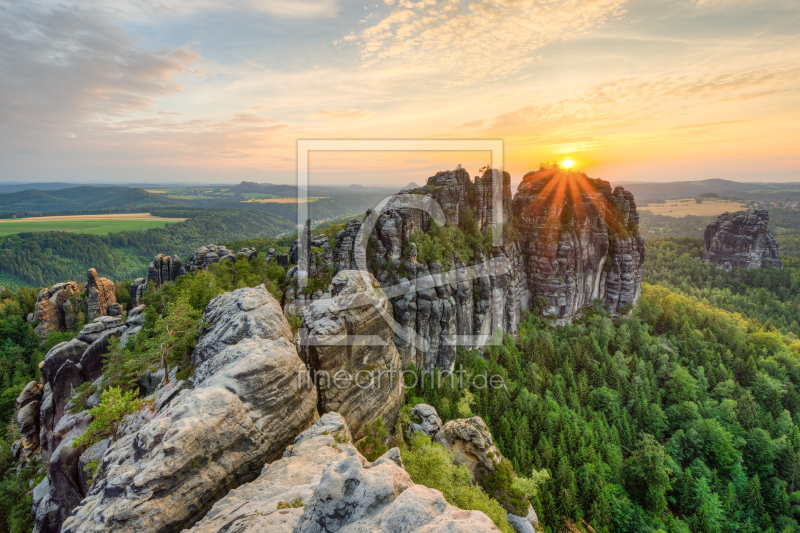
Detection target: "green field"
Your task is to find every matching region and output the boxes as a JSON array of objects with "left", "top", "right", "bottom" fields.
[{"left": 0, "top": 215, "right": 184, "bottom": 237}]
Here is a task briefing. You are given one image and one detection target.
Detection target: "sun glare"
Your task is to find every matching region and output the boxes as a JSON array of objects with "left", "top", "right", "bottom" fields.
[{"left": 561, "top": 159, "right": 575, "bottom": 168}]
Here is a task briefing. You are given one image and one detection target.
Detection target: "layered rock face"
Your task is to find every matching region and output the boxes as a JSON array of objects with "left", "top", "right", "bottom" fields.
[
  {"left": 32, "top": 310, "right": 136, "bottom": 533},
  {"left": 287, "top": 167, "right": 642, "bottom": 373},
  {"left": 298, "top": 271, "right": 405, "bottom": 441},
  {"left": 61, "top": 286, "right": 319, "bottom": 533},
  {"left": 513, "top": 168, "right": 645, "bottom": 317},
  {"left": 30, "top": 281, "right": 81, "bottom": 339},
  {"left": 86, "top": 268, "right": 118, "bottom": 320},
  {"left": 704, "top": 210, "right": 782, "bottom": 270},
  {"left": 187, "top": 412, "right": 500, "bottom": 533},
  {"left": 287, "top": 168, "right": 531, "bottom": 374}
]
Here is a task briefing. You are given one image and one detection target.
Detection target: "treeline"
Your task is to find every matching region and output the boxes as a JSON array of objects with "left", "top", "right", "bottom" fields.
[
  {"left": 645, "top": 237, "right": 800, "bottom": 335},
  {"left": 212, "top": 193, "right": 385, "bottom": 223},
  {"left": 409, "top": 282, "right": 800, "bottom": 532},
  {"left": 0, "top": 210, "right": 294, "bottom": 287}
]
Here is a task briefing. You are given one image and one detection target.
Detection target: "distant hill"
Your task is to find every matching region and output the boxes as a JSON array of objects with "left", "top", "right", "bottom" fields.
[
  {"left": 0, "top": 186, "right": 190, "bottom": 215},
  {"left": 615, "top": 179, "right": 800, "bottom": 201}
]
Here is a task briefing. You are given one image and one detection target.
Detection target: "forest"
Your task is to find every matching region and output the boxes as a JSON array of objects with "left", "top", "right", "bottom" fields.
[
  {"left": 3, "top": 229, "right": 800, "bottom": 531},
  {"left": 0, "top": 210, "right": 293, "bottom": 288}
]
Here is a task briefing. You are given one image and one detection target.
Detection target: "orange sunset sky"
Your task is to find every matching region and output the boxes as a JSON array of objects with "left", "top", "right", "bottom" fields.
[{"left": 0, "top": 0, "right": 798, "bottom": 186}]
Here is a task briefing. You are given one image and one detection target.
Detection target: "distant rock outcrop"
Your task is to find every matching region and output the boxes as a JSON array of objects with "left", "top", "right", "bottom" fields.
[
  {"left": 86, "top": 269, "right": 117, "bottom": 320},
  {"left": 704, "top": 210, "right": 782, "bottom": 270},
  {"left": 131, "top": 246, "right": 257, "bottom": 306},
  {"left": 513, "top": 167, "right": 645, "bottom": 317},
  {"left": 31, "top": 281, "right": 81, "bottom": 339},
  {"left": 284, "top": 167, "right": 642, "bottom": 373}
]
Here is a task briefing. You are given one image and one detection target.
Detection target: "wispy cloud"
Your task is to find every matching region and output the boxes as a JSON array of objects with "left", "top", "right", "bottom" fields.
[{"left": 344, "top": 0, "right": 629, "bottom": 82}]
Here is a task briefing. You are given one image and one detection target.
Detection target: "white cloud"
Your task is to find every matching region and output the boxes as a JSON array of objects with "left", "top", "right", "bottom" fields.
[{"left": 346, "top": 0, "right": 629, "bottom": 82}]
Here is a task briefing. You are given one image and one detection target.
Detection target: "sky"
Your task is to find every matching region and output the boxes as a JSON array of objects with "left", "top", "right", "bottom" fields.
[{"left": 0, "top": 0, "right": 798, "bottom": 187}]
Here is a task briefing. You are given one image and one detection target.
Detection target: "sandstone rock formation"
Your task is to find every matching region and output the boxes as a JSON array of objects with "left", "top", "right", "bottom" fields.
[
  {"left": 704, "top": 210, "right": 782, "bottom": 270},
  {"left": 15, "top": 381, "right": 43, "bottom": 460},
  {"left": 434, "top": 416, "right": 502, "bottom": 478},
  {"left": 285, "top": 166, "right": 642, "bottom": 374},
  {"left": 132, "top": 246, "right": 257, "bottom": 306},
  {"left": 298, "top": 270, "right": 405, "bottom": 441},
  {"left": 187, "top": 413, "right": 500, "bottom": 533},
  {"left": 513, "top": 167, "right": 644, "bottom": 317},
  {"left": 61, "top": 288, "right": 318, "bottom": 533},
  {"left": 186, "top": 244, "right": 257, "bottom": 273},
  {"left": 32, "top": 281, "right": 81, "bottom": 339},
  {"left": 409, "top": 403, "right": 442, "bottom": 437},
  {"left": 86, "top": 268, "right": 116, "bottom": 320},
  {"left": 192, "top": 285, "right": 293, "bottom": 369}
]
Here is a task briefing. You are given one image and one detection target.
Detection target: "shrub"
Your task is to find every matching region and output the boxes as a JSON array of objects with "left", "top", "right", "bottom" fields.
[
  {"left": 357, "top": 417, "right": 388, "bottom": 461},
  {"left": 401, "top": 432, "right": 513, "bottom": 533},
  {"left": 72, "top": 386, "right": 144, "bottom": 449}
]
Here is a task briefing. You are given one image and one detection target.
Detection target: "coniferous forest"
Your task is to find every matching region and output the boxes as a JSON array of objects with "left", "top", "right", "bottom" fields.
[{"left": 4, "top": 230, "right": 800, "bottom": 532}]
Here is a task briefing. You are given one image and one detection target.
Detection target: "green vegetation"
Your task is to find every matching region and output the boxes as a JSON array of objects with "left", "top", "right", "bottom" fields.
[
  {"left": 0, "top": 210, "right": 294, "bottom": 287},
  {"left": 356, "top": 417, "right": 389, "bottom": 461},
  {"left": 407, "top": 275, "right": 800, "bottom": 532},
  {"left": 401, "top": 432, "right": 514, "bottom": 533},
  {"left": 408, "top": 208, "right": 493, "bottom": 269},
  {"left": 72, "top": 387, "right": 145, "bottom": 449},
  {"left": 0, "top": 216, "right": 182, "bottom": 238},
  {"left": 645, "top": 238, "right": 800, "bottom": 337}
]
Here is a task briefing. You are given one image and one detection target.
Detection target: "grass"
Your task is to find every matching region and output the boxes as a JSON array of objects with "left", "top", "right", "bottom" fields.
[
  {"left": 641, "top": 198, "right": 747, "bottom": 218},
  {"left": 0, "top": 214, "right": 185, "bottom": 237}
]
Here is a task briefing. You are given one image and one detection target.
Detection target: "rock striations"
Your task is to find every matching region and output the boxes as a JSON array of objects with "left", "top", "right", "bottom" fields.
[
  {"left": 186, "top": 413, "right": 500, "bottom": 533},
  {"left": 704, "top": 210, "right": 782, "bottom": 270},
  {"left": 513, "top": 167, "right": 645, "bottom": 317},
  {"left": 285, "top": 166, "right": 643, "bottom": 373}
]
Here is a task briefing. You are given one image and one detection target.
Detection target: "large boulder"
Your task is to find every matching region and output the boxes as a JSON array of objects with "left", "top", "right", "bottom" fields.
[
  {"left": 298, "top": 270, "right": 404, "bottom": 441},
  {"left": 86, "top": 268, "right": 117, "bottom": 320},
  {"left": 41, "top": 339, "right": 88, "bottom": 385},
  {"left": 187, "top": 413, "right": 500, "bottom": 533},
  {"left": 409, "top": 403, "right": 442, "bottom": 437},
  {"left": 704, "top": 210, "right": 783, "bottom": 270},
  {"left": 33, "top": 411, "right": 91, "bottom": 533},
  {"left": 78, "top": 326, "right": 126, "bottom": 383},
  {"left": 433, "top": 416, "right": 502, "bottom": 477},
  {"left": 61, "top": 291, "right": 318, "bottom": 533},
  {"left": 192, "top": 285, "right": 293, "bottom": 368},
  {"left": 33, "top": 281, "right": 80, "bottom": 339}
]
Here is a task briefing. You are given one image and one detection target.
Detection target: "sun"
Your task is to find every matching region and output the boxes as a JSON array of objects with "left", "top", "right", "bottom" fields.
[{"left": 561, "top": 159, "right": 575, "bottom": 169}]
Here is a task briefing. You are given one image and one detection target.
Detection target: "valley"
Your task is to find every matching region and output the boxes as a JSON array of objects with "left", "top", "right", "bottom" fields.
[
  {"left": 1, "top": 169, "right": 800, "bottom": 533},
  {"left": 0, "top": 214, "right": 185, "bottom": 237}
]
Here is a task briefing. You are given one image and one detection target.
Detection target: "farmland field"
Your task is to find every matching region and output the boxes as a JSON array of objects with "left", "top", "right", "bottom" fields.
[
  {"left": 0, "top": 213, "right": 185, "bottom": 237},
  {"left": 640, "top": 198, "right": 747, "bottom": 218}
]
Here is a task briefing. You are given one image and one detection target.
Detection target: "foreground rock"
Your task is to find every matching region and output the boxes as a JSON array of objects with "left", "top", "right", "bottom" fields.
[
  {"left": 192, "top": 285, "right": 293, "bottom": 369},
  {"left": 187, "top": 413, "right": 500, "bottom": 533},
  {"left": 298, "top": 270, "right": 404, "bottom": 441},
  {"left": 61, "top": 287, "right": 318, "bottom": 533},
  {"left": 704, "top": 210, "right": 782, "bottom": 270}
]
